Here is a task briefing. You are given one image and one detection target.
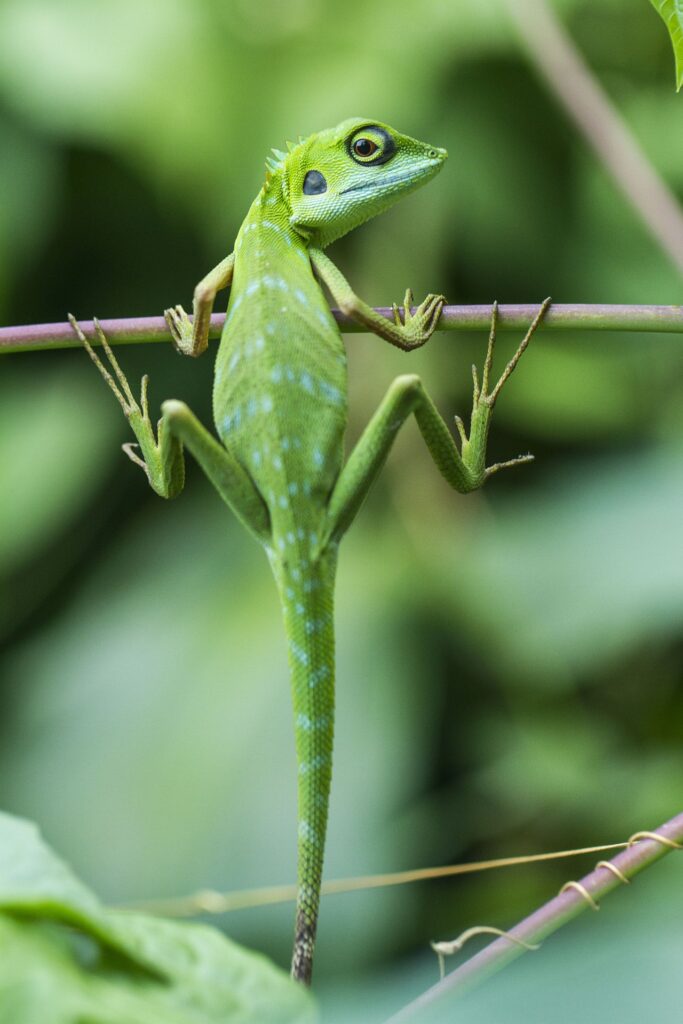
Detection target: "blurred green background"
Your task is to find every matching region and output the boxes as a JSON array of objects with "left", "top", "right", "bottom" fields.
[{"left": 0, "top": 0, "right": 682, "bottom": 1020}]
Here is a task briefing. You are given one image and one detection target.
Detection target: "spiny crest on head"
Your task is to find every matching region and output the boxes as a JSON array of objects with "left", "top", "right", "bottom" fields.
[
  {"left": 264, "top": 134, "right": 307, "bottom": 175},
  {"left": 265, "top": 154, "right": 282, "bottom": 174},
  {"left": 265, "top": 146, "right": 288, "bottom": 175}
]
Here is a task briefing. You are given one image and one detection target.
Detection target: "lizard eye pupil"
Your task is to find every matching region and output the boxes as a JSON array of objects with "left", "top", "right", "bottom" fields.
[{"left": 353, "top": 138, "right": 378, "bottom": 157}]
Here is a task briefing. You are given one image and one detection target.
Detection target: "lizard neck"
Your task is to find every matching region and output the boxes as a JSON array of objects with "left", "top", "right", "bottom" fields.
[
  {"left": 235, "top": 178, "right": 301, "bottom": 247},
  {"left": 231, "top": 186, "right": 311, "bottom": 289}
]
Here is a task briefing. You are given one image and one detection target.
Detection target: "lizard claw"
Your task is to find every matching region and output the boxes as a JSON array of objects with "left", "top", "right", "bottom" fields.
[
  {"left": 482, "top": 296, "right": 552, "bottom": 407},
  {"left": 70, "top": 313, "right": 161, "bottom": 483},
  {"left": 164, "top": 304, "right": 194, "bottom": 356},
  {"left": 393, "top": 289, "right": 446, "bottom": 349},
  {"left": 69, "top": 314, "right": 137, "bottom": 416},
  {"left": 456, "top": 298, "right": 551, "bottom": 486}
]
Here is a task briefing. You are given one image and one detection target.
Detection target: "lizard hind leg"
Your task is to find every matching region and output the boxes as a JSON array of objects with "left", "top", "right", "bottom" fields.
[
  {"left": 71, "top": 315, "right": 271, "bottom": 540},
  {"left": 323, "top": 298, "right": 552, "bottom": 542}
]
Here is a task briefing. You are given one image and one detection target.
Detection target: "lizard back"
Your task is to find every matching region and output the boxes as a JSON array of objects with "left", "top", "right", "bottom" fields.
[{"left": 213, "top": 188, "right": 348, "bottom": 551}]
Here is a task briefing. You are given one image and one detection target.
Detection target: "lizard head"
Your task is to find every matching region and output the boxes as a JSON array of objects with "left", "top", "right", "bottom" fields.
[{"left": 280, "top": 118, "right": 447, "bottom": 247}]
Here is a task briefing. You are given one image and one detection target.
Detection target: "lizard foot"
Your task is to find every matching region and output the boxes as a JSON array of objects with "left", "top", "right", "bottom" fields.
[
  {"left": 164, "top": 304, "right": 194, "bottom": 356},
  {"left": 69, "top": 314, "right": 180, "bottom": 496},
  {"left": 470, "top": 297, "right": 551, "bottom": 480},
  {"left": 453, "top": 297, "right": 552, "bottom": 485},
  {"left": 391, "top": 288, "right": 446, "bottom": 349}
]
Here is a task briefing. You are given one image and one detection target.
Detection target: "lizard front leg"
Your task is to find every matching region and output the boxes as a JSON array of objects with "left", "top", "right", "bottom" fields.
[
  {"left": 323, "top": 299, "right": 551, "bottom": 543},
  {"left": 309, "top": 247, "right": 445, "bottom": 351},
  {"left": 70, "top": 315, "right": 270, "bottom": 544},
  {"left": 164, "top": 252, "right": 235, "bottom": 357}
]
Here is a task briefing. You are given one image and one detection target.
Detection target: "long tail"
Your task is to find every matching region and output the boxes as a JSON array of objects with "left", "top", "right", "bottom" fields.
[{"left": 276, "top": 550, "right": 337, "bottom": 985}]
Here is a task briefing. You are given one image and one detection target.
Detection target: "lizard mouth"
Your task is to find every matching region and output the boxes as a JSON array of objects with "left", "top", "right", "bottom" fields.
[{"left": 338, "top": 162, "right": 441, "bottom": 195}]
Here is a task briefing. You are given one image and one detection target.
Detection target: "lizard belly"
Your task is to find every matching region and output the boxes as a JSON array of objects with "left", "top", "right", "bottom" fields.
[{"left": 213, "top": 277, "right": 348, "bottom": 541}]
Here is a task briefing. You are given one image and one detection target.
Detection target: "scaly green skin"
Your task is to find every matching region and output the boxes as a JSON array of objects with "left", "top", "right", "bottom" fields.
[{"left": 70, "top": 117, "right": 550, "bottom": 986}]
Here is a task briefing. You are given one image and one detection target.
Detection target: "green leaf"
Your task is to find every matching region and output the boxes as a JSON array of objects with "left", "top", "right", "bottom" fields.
[
  {"left": 650, "top": 0, "right": 683, "bottom": 89},
  {"left": 0, "top": 811, "right": 316, "bottom": 1024}
]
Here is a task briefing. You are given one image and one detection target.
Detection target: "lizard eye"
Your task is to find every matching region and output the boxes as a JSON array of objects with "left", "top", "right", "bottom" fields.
[
  {"left": 347, "top": 125, "right": 396, "bottom": 166},
  {"left": 352, "top": 138, "right": 378, "bottom": 158}
]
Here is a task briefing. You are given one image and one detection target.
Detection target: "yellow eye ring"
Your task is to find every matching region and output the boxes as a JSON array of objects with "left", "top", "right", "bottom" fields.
[{"left": 347, "top": 125, "right": 396, "bottom": 166}]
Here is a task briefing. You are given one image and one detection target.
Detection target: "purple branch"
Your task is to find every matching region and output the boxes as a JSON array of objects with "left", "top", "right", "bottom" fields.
[
  {"left": 1, "top": 304, "right": 682, "bottom": 354},
  {"left": 385, "top": 812, "right": 683, "bottom": 1022}
]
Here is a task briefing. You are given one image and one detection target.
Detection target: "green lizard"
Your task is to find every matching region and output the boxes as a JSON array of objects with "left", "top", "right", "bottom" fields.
[{"left": 69, "top": 117, "right": 550, "bottom": 985}]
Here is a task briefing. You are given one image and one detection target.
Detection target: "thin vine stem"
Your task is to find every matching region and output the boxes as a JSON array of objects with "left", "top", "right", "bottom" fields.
[
  {"left": 504, "top": 0, "right": 683, "bottom": 277},
  {"left": 384, "top": 812, "right": 683, "bottom": 1023},
  {"left": 123, "top": 841, "right": 627, "bottom": 918},
  {"left": 1, "top": 304, "right": 682, "bottom": 354}
]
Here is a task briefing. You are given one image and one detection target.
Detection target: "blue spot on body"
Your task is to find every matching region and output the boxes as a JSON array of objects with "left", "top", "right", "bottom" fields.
[
  {"left": 298, "top": 821, "right": 319, "bottom": 844},
  {"left": 320, "top": 380, "right": 343, "bottom": 404},
  {"left": 290, "top": 641, "right": 309, "bottom": 666},
  {"left": 222, "top": 407, "right": 241, "bottom": 433},
  {"left": 226, "top": 294, "right": 243, "bottom": 321},
  {"left": 299, "top": 754, "right": 329, "bottom": 773},
  {"left": 262, "top": 220, "right": 293, "bottom": 246},
  {"left": 309, "top": 665, "right": 330, "bottom": 687}
]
